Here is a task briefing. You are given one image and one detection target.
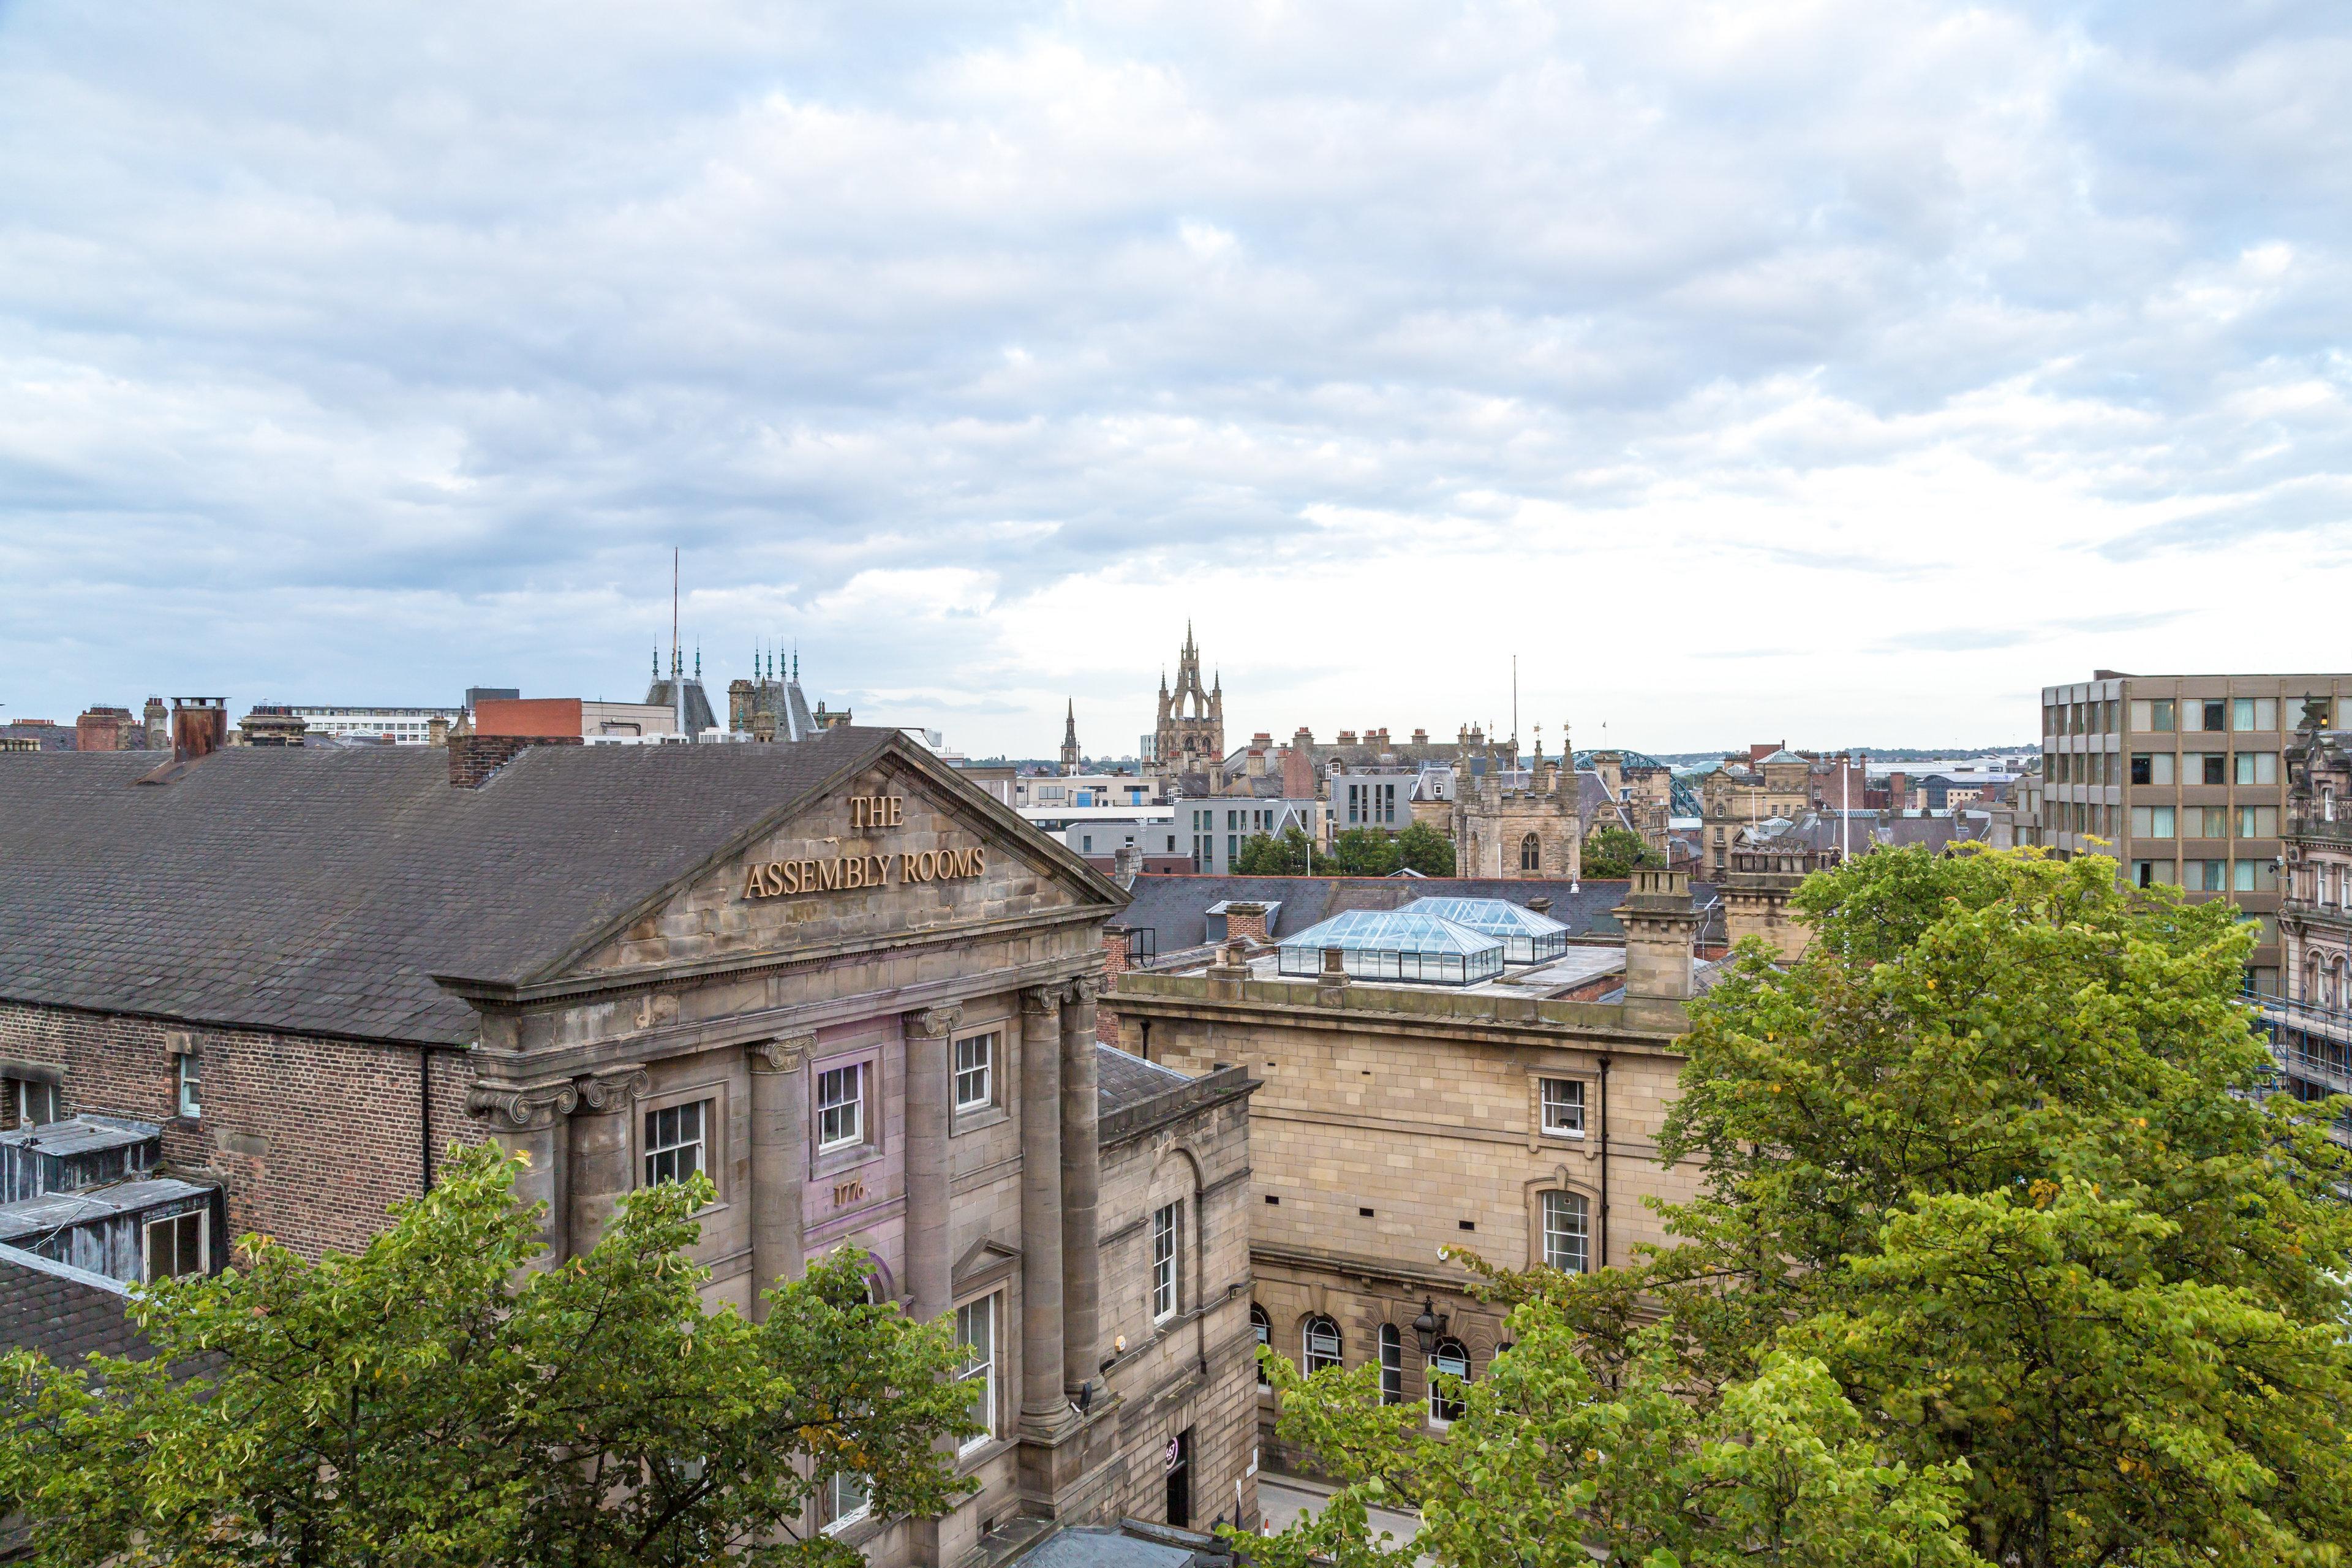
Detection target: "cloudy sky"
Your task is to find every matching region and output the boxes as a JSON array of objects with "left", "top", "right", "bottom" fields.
[{"left": 2, "top": 1, "right": 2346, "bottom": 758}]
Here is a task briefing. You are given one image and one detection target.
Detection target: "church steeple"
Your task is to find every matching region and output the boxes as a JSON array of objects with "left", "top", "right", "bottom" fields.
[{"left": 1060, "top": 699, "right": 1082, "bottom": 775}]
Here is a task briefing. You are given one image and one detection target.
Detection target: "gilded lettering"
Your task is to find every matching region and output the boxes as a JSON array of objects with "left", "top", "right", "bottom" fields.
[
  {"left": 782, "top": 859, "right": 802, "bottom": 895},
  {"left": 818, "top": 858, "right": 842, "bottom": 892},
  {"left": 850, "top": 797, "right": 866, "bottom": 831},
  {"left": 888, "top": 796, "right": 903, "bottom": 827},
  {"left": 916, "top": 850, "right": 938, "bottom": 881},
  {"left": 870, "top": 853, "right": 888, "bottom": 886},
  {"left": 970, "top": 846, "right": 986, "bottom": 876},
  {"left": 900, "top": 852, "right": 918, "bottom": 883},
  {"left": 742, "top": 865, "right": 766, "bottom": 900}
]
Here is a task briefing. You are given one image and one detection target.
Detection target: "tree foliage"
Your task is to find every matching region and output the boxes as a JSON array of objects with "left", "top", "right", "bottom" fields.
[
  {"left": 1581, "top": 825, "right": 1662, "bottom": 879},
  {"left": 1244, "top": 1309, "right": 1973, "bottom": 1568},
  {"left": 0, "top": 1143, "right": 978, "bottom": 1568},
  {"left": 1252, "top": 846, "right": 2352, "bottom": 1567},
  {"left": 1232, "top": 823, "right": 1455, "bottom": 878}
]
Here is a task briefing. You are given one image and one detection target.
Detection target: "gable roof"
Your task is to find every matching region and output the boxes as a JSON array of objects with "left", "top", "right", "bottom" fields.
[{"left": 0, "top": 728, "right": 1115, "bottom": 1047}]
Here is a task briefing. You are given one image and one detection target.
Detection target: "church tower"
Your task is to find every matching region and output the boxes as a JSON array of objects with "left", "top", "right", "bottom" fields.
[
  {"left": 1152, "top": 624, "right": 1226, "bottom": 793},
  {"left": 1060, "top": 699, "right": 1082, "bottom": 775}
]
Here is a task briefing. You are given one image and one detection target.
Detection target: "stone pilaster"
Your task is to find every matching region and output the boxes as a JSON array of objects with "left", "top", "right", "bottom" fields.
[
  {"left": 903, "top": 1004, "right": 960, "bottom": 1322},
  {"left": 1059, "top": 976, "right": 1102, "bottom": 1390},
  {"left": 747, "top": 1032, "right": 813, "bottom": 1321},
  {"left": 568, "top": 1065, "right": 651, "bottom": 1257},
  {"left": 1017, "top": 986, "right": 1072, "bottom": 1439},
  {"left": 464, "top": 1079, "right": 579, "bottom": 1268}
]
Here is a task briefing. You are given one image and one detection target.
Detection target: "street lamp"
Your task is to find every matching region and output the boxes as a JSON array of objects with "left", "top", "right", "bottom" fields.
[{"left": 1410, "top": 1298, "right": 1447, "bottom": 1356}]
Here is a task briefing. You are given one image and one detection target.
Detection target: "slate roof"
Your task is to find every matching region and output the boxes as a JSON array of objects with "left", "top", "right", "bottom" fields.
[
  {"left": 0, "top": 728, "right": 934, "bottom": 1046},
  {"left": 1095, "top": 1043, "right": 1191, "bottom": 1115},
  {"left": 1116, "top": 874, "right": 1718, "bottom": 959},
  {"left": 0, "top": 1247, "right": 154, "bottom": 1365}
]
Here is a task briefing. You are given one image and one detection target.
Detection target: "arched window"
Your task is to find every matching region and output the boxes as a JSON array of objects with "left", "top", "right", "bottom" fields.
[
  {"left": 1427, "top": 1336, "right": 1469, "bottom": 1426},
  {"left": 1541, "top": 1191, "right": 1590, "bottom": 1274},
  {"left": 1519, "top": 832, "right": 1542, "bottom": 872},
  {"left": 1303, "top": 1314, "right": 1342, "bottom": 1375},
  {"left": 1250, "top": 1304, "right": 1272, "bottom": 1389},
  {"left": 1378, "top": 1323, "right": 1402, "bottom": 1406}
]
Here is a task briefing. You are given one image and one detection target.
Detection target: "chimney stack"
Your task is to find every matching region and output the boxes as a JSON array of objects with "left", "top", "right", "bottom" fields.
[
  {"left": 1611, "top": 868, "right": 1698, "bottom": 1031},
  {"left": 170, "top": 698, "right": 227, "bottom": 764}
]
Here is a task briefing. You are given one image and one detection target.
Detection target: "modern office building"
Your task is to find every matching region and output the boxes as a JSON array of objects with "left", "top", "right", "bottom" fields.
[
  {"left": 292, "top": 705, "right": 466, "bottom": 744},
  {"left": 2039, "top": 671, "right": 2352, "bottom": 992}
]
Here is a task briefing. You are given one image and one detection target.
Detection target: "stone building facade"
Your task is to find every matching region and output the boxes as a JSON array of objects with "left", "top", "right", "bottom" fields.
[
  {"left": 0, "top": 728, "right": 1259, "bottom": 1559},
  {"left": 2283, "top": 702, "right": 2352, "bottom": 1015},
  {"left": 1107, "top": 870, "right": 1708, "bottom": 1471},
  {"left": 1450, "top": 748, "right": 1589, "bottom": 881}
]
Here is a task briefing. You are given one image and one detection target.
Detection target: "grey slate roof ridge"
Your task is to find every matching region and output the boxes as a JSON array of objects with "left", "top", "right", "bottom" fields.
[{"left": 0, "top": 728, "right": 1122, "bottom": 1048}]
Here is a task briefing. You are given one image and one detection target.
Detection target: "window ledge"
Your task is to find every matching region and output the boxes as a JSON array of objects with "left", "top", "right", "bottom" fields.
[{"left": 952, "top": 1104, "right": 1010, "bottom": 1137}]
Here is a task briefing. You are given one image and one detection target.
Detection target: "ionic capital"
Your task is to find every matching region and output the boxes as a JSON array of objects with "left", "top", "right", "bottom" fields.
[
  {"left": 465, "top": 1079, "right": 579, "bottom": 1129},
  {"left": 908, "top": 1004, "right": 963, "bottom": 1038},
  {"left": 1019, "top": 985, "right": 1062, "bottom": 1018},
  {"left": 575, "top": 1066, "right": 652, "bottom": 1114},
  {"left": 1061, "top": 976, "right": 1099, "bottom": 1008},
  {"left": 749, "top": 1030, "right": 816, "bottom": 1074}
]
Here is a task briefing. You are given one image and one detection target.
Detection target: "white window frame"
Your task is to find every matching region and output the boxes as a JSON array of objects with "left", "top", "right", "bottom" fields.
[
  {"left": 1539, "top": 1077, "right": 1585, "bottom": 1137},
  {"left": 1151, "top": 1200, "right": 1180, "bottom": 1322},
  {"left": 816, "top": 1062, "right": 865, "bottom": 1152},
  {"left": 1542, "top": 1189, "right": 1590, "bottom": 1273},
  {"left": 175, "top": 1051, "right": 202, "bottom": 1120},
  {"left": 1303, "top": 1314, "right": 1341, "bottom": 1374},
  {"left": 643, "top": 1097, "right": 710, "bottom": 1188},
  {"left": 1427, "top": 1338, "right": 1469, "bottom": 1427},
  {"left": 824, "top": 1470, "right": 870, "bottom": 1534},
  {"left": 956, "top": 1292, "right": 998, "bottom": 1456},
  {"left": 143, "top": 1208, "right": 208, "bottom": 1282},
  {"left": 953, "top": 1031, "right": 995, "bottom": 1114}
]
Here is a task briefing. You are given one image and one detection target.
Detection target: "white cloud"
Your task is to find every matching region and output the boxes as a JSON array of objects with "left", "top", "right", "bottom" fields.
[{"left": 2, "top": 0, "right": 2350, "bottom": 755}]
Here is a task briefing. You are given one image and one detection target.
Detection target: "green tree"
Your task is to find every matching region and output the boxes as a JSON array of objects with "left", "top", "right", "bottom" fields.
[
  {"left": 1393, "top": 820, "right": 1456, "bottom": 877},
  {"left": 1234, "top": 825, "right": 1316, "bottom": 875},
  {"left": 1255, "top": 846, "right": 2352, "bottom": 1567},
  {"left": 0, "top": 1144, "right": 978, "bottom": 1568},
  {"left": 1580, "top": 824, "right": 1660, "bottom": 879},
  {"left": 1243, "top": 1307, "right": 1973, "bottom": 1568},
  {"left": 1325, "top": 827, "right": 1403, "bottom": 876},
  {"left": 1645, "top": 846, "right": 2352, "bottom": 1565}
]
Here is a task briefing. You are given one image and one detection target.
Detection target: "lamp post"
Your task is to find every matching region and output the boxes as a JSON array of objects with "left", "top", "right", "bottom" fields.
[{"left": 1410, "top": 1297, "right": 1447, "bottom": 1357}]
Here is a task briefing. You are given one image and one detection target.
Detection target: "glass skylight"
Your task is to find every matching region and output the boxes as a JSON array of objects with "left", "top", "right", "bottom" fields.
[
  {"left": 1275, "top": 908, "right": 1505, "bottom": 986},
  {"left": 1400, "top": 897, "right": 1569, "bottom": 964}
]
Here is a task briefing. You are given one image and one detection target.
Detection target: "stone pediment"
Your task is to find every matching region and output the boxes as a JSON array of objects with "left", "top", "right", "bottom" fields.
[{"left": 560, "top": 738, "right": 1123, "bottom": 978}]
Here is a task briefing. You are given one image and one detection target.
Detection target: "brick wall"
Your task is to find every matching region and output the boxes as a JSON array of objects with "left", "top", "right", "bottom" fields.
[
  {"left": 0, "top": 1002, "right": 481, "bottom": 1259},
  {"left": 1098, "top": 927, "right": 1132, "bottom": 1044},
  {"left": 447, "top": 733, "right": 581, "bottom": 788}
]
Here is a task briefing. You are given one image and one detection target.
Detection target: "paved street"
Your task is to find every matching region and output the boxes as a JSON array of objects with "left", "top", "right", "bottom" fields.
[{"left": 1257, "top": 1472, "right": 1422, "bottom": 1551}]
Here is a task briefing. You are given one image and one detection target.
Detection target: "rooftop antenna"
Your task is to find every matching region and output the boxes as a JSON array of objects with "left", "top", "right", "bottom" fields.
[
  {"left": 1511, "top": 654, "right": 1518, "bottom": 753},
  {"left": 671, "top": 548, "right": 687, "bottom": 740}
]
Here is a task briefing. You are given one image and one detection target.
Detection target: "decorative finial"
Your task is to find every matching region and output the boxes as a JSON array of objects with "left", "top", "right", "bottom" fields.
[{"left": 695, "top": 645, "right": 701, "bottom": 679}]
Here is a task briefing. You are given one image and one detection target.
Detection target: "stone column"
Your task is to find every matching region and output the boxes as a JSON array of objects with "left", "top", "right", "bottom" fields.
[
  {"left": 465, "top": 1080, "right": 579, "bottom": 1268},
  {"left": 1017, "top": 986, "right": 1071, "bottom": 1438},
  {"left": 903, "top": 1005, "right": 960, "bottom": 1322},
  {"left": 1059, "top": 977, "right": 1102, "bottom": 1390},
  {"left": 747, "top": 1033, "right": 813, "bottom": 1321},
  {"left": 568, "top": 1066, "right": 650, "bottom": 1257}
]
